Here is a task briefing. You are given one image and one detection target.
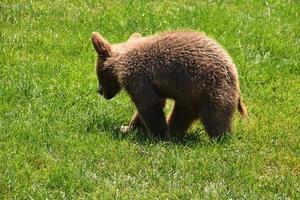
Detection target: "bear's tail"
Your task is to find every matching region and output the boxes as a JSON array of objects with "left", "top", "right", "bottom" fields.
[{"left": 238, "top": 97, "right": 248, "bottom": 117}]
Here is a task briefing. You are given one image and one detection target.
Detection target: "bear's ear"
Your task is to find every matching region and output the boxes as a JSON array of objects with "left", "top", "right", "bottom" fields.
[
  {"left": 129, "top": 32, "right": 142, "bottom": 40},
  {"left": 91, "top": 32, "right": 111, "bottom": 58}
]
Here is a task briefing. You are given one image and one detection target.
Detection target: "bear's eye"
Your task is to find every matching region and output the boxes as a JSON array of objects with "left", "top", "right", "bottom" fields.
[{"left": 99, "top": 68, "right": 107, "bottom": 73}]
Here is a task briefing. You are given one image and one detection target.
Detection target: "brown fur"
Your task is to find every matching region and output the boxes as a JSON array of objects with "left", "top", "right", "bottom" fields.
[{"left": 92, "top": 30, "right": 247, "bottom": 140}]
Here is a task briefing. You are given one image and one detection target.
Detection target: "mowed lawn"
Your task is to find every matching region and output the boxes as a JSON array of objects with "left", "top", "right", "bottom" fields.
[{"left": 1, "top": 0, "right": 300, "bottom": 199}]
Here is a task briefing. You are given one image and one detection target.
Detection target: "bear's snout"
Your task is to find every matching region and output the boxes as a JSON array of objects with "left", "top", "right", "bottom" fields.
[{"left": 97, "top": 86, "right": 104, "bottom": 96}]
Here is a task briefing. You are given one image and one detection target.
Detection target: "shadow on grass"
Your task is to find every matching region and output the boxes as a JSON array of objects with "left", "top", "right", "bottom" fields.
[
  {"left": 94, "top": 124, "right": 231, "bottom": 147},
  {"left": 115, "top": 130, "right": 231, "bottom": 147},
  {"left": 84, "top": 115, "right": 232, "bottom": 146}
]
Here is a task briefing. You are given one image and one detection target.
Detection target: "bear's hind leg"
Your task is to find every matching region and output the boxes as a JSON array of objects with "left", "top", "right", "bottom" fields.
[{"left": 200, "top": 102, "right": 235, "bottom": 139}]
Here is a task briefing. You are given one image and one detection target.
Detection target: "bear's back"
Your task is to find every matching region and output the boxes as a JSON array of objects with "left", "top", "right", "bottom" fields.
[
  {"left": 121, "top": 31, "right": 234, "bottom": 74},
  {"left": 116, "top": 31, "right": 238, "bottom": 102}
]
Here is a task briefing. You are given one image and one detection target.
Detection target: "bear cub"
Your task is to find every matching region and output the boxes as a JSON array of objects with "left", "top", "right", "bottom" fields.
[{"left": 91, "top": 30, "right": 247, "bottom": 140}]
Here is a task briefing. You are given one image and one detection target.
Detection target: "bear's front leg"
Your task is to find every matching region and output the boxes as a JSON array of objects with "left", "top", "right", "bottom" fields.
[
  {"left": 125, "top": 78, "right": 169, "bottom": 140},
  {"left": 136, "top": 101, "right": 169, "bottom": 140},
  {"left": 130, "top": 111, "right": 145, "bottom": 129},
  {"left": 121, "top": 99, "right": 166, "bottom": 133},
  {"left": 119, "top": 111, "right": 145, "bottom": 133},
  {"left": 168, "top": 103, "right": 197, "bottom": 138}
]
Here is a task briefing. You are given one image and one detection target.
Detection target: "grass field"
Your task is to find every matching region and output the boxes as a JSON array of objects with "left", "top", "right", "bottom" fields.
[{"left": 1, "top": 0, "right": 300, "bottom": 199}]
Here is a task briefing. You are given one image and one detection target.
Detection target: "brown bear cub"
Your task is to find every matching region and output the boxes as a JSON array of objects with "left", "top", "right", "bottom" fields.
[{"left": 92, "top": 30, "right": 247, "bottom": 140}]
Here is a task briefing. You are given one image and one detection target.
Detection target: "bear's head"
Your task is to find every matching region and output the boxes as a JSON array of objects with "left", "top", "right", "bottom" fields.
[{"left": 91, "top": 32, "right": 121, "bottom": 99}]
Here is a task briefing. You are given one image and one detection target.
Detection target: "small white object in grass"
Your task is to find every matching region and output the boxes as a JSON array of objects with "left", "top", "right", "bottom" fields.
[{"left": 120, "top": 125, "right": 132, "bottom": 133}]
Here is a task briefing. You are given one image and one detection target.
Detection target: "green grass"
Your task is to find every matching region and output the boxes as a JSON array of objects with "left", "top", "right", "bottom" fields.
[{"left": 1, "top": 0, "right": 300, "bottom": 199}]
